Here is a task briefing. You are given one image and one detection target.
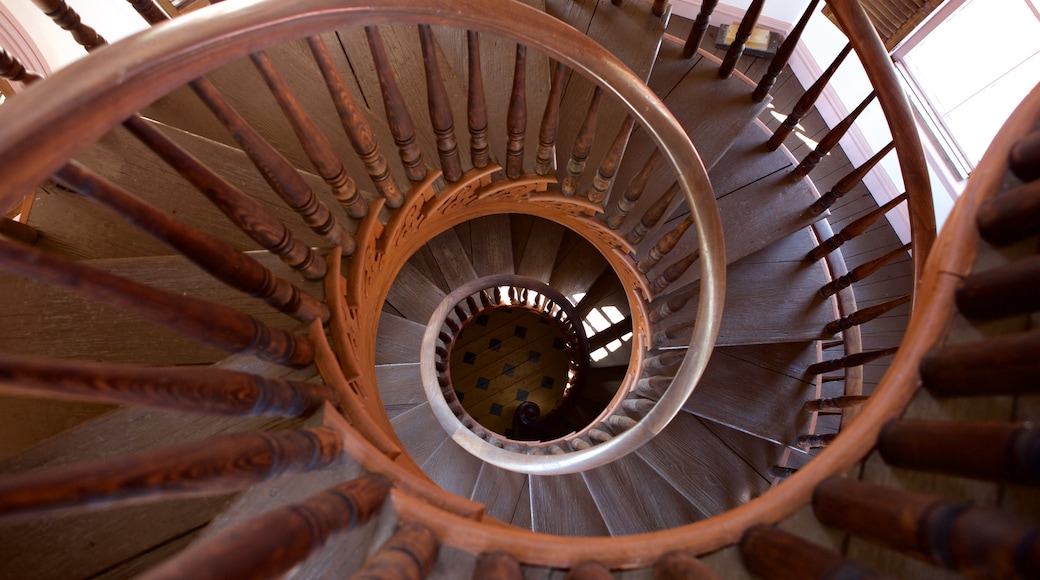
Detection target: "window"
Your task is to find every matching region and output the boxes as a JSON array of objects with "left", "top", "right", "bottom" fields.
[{"left": 893, "top": 0, "right": 1040, "bottom": 178}]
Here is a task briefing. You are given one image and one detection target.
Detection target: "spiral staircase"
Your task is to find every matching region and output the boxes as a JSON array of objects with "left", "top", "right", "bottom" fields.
[{"left": 0, "top": 0, "right": 1037, "bottom": 578}]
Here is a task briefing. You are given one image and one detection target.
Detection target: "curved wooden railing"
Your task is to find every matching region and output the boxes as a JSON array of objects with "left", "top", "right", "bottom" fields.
[{"left": 0, "top": 0, "right": 974, "bottom": 575}]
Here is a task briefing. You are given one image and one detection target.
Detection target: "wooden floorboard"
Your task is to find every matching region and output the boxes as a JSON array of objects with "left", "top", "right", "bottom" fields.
[
  {"left": 383, "top": 260, "right": 446, "bottom": 323},
  {"left": 389, "top": 402, "right": 450, "bottom": 467},
  {"left": 468, "top": 214, "right": 515, "bottom": 277},
  {"left": 530, "top": 472, "right": 610, "bottom": 537},
  {"left": 469, "top": 464, "right": 528, "bottom": 523},
  {"left": 515, "top": 217, "right": 565, "bottom": 283},
  {"left": 375, "top": 312, "right": 425, "bottom": 365}
]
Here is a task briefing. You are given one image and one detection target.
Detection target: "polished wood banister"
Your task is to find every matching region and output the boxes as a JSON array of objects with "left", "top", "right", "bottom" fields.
[{"left": 0, "top": 427, "right": 342, "bottom": 520}]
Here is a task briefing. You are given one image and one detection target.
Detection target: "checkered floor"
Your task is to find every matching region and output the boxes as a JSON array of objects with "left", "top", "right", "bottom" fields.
[{"left": 449, "top": 307, "right": 570, "bottom": 437}]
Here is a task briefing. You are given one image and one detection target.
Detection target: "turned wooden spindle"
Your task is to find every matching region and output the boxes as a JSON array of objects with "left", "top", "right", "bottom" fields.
[
  {"left": 824, "top": 294, "right": 910, "bottom": 335},
  {"left": 637, "top": 214, "right": 693, "bottom": 272},
  {"left": 0, "top": 427, "right": 342, "bottom": 519},
  {"left": 308, "top": 36, "right": 403, "bottom": 207},
  {"left": 803, "top": 395, "right": 869, "bottom": 413},
  {"left": 719, "top": 0, "right": 765, "bottom": 79},
  {"left": 806, "top": 347, "right": 898, "bottom": 376},
  {"left": 753, "top": 0, "right": 819, "bottom": 102},
  {"left": 122, "top": 116, "right": 326, "bottom": 280},
  {"left": 683, "top": 0, "right": 719, "bottom": 58},
  {"left": 879, "top": 419, "right": 1040, "bottom": 486},
  {"left": 589, "top": 116, "right": 636, "bottom": 204},
  {"left": 467, "top": 31, "right": 491, "bottom": 169},
  {"left": 628, "top": 182, "right": 679, "bottom": 245},
  {"left": 353, "top": 523, "right": 440, "bottom": 580},
  {"left": 418, "top": 25, "right": 464, "bottom": 182},
  {"left": 977, "top": 179, "right": 1040, "bottom": 246},
  {"left": 652, "top": 250, "right": 699, "bottom": 294},
  {"left": 635, "top": 375, "right": 672, "bottom": 399},
  {"left": 768, "top": 44, "right": 852, "bottom": 151},
  {"left": 54, "top": 162, "right": 330, "bottom": 324},
  {"left": 0, "top": 355, "right": 336, "bottom": 417},
  {"left": 566, "top": 561, "right": 614, "bottom": 580},
  {"left": 921, "top": 329, "right": 1040, "bottom": 397},
  {"left": 740, "top": 525, "right": 885, "bottom": 580},
  {"left": 818, "top": 243, "right": 911, "bottom": 298},
  {"left": 622, "top": 397, "right": 655, "bottom": 415},
  {"left": 0, "top": 47, "right": 43, "bottom": 85},
  {"left": 643, "top": 350, "right": 686, "bottom": 371},
  {"left": 141, "top": 475, "right": 391, "bottom": 580},
  {"left": 793, "top": 91, "right": 876, "bottom": 179},
  {"left": 251, "top": 51, "right": 368, "bottom": 219},
  {"left": 649, "top": 282, "right": 698, "bottom": 323},
  {"left": 505, "top": 44, "right": 529, "bottom": 179},
  {"left": 30, "top": 0, "right": 105, "bottom": 50},
  {"left": 125, "top": 0, "right": 169, "bottom": 25},
  {"left": 769, "top": 465, "right": 798, "bottom": 478},
  {"left": 472, "top": 552, "right": 523, "bottom": 580},
  {"left": 366, "top": 26, "right": 426, "bottom": 183},
  {"left": 607, "top": 149, "right": 662, "bottom": 229},
  {"left": 651, "top": 0, "right": 668, "bottom": 17},
  {"left": 535, "top": 62, "right": 566, "bottom": 176},
  {"left": 1009, "top": 129, "right": 1040, "bottom": 182},
  {"left": 798, "top": 433, "right": 836, "bottom": 449},
  {"left": 810, "top": 193, "right": 906, "bottom": 260},
  {"left": 808, "top": 142, "right": 895, "bottom": 217},
  {"left": 561, "top": 87, "right": 604, "bottom": 196},
  {"left": 0, "top": 238, "right": 314, "bottom": 367},
  {"left": 814, "top": 477, "right": 1040, "bottom": 579},
  {"left": 956, "top": 255, "right": 1040, "bottom": 320}
]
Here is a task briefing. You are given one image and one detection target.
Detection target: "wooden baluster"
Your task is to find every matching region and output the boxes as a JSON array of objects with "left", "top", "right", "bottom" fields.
[
  {"left": 126, "top": 0, "right": 169, "bottom": 24},
  {"left": 977, "top": 179, "right": 1040, "bottom": 246},
  {"left": 628, "top": 181, "right": 679, "bottom": 245},
  {"left": 561, "top": 87, "right": 604, "bottom": 196},
  {"left": 719, "top": 0, "right": 765, "bottom": 79},
  {"left": 0, "top": 355, "right": 336, "bottom": 417},
  {"left": 654, "top": 319, "right": 696, "bottom": 346},
  {"left": 0, "top": 428, "right": 342, "bottom": 519},
  {"left": 769, "top": 465, "right": 798, "bottom": 478},
  {"left": 808, "top": 142, "right": 895, "bottom": 217},
  {"left": 30, "top": 0, "right": 105, "bottom": 51},
  {"left": 141, "top": 475, "right": 391, "bottom": 580},
  {"left": 1009, "top": 129, "right": 1040, "bottom": 182},
  {"left": 354, "top": 523, "right": 440, "bottom": 580},
  {"left": 637, "top": 214, "right": 693, "bottom": 272},
  {"left": 818, "top": 243, "right": 911, "bottom": 298},
  {"left": 535, "top": 62, "right": 566, "bottom": 176},
  {"left": 480, "top": 289, "right": 494, "bottom": 309},
  {"left": 418, "top": 24, "right": 463, "bottom": 183},
  {"left": 956, "top": 254, "right": 1040, "bottom": 320},
  {"left": 251, "top": 51, "right": 368, "bottom": 219},
  {"left": 622, "top": 397, "right": 655, "bottom": 415},
  {"left": 0, "top": 238, "right": 313, "bottom": 367},
  {"left": 814, "top": 477, "right": 1040, "bottom": 578},
  {"left": 187, "top": 78, "right": 355, "bottom": 253},
  {"left": 798, "top": 433, "right": 836, "bottom": 449},
  {"left": 683, "top": 0, "right": 719, "bottom": 58},
  {"left": 806, "top": 347, "right": 898, "bottom": 376},
  {"left": 803, "top": 395, "right": 869, "bottom": 413},
  {"left": 0, "top": 47, "right": 43, "bottom": 85},
  {"left": 649, "top": 282, "right": 699, "bottom": 323},
  {"left": 879, "top": 419, "right": 1040, "bottom": 486},
  {"left": 643, "top": 350, "right": 686, "bottom": 372},
  {"left": 768, "top": 44, "right": 852, "bottom": 151},
  {"left": 472, "top": 553, "right": 522, "bottom": 580},
  {"left": 606, "top": 414, "right": 637, "bottom": 433},
  {"left": 753, "top": 0, "right": 820, "bottom": 102},
  {"left": 366, "top": 26, "right": 426, "bottom": 183},
  {"left": 466, "top": 295, "right": 479, "bottom": 315},
  {"left": 793, "top": 91, "right": 877, "bottom": 179},
  {"left": 810, "top": 192, "right": 906, "bottom": 259},
  {"left": 652, "top": 250, "right": 699, "bottom": 294},
  {"left": 0, "top": 217, "right": 38, "bottom": 245},
  {"left": 607, "top": 149, "right": 661, "bottom": 229},
  {"left": 505, "top": 44, "right": 528, "bottom": 179},
  {"left": 824, "top": 294, "right": 910, "bottom": 335},
  {"left": 651, "top": 0, "right": 669, "bottom": 17},
  {"left": 740, "top": 525, "right": 884, "bottom": 580},
  {"left": 921, "top": 329, "right": 1040, "bottom": 397},
  {"left": 589, "top": 116, "right": 636, "bottom": 204},
  {"left": 467, "top": 31, "right": 491, "bottom": 169},
  {"left": 566, "top": 561, "right": 613, "bottom": 580},
  {"left": 307, "top": 37, "right": 404, "bottom": 207},
  {"left": 53, "top": 162, "right": 330, "bottom": 323},
  {"left": 123, "top": 116, "right": 326, "bottom": 279}
]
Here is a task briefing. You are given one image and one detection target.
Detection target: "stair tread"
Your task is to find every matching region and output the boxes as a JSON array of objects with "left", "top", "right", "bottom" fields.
[
  {"left": 375, "top": 362, "right": 426, "bottom": 417},
  {"left": 426, "top": 227, "right": 480, "bottom": 289},
  {"left": 375, "top": 312, "right": 426, "bottom": 365},
  {"left": 468, "top": 215, "right": 515, "bottom": 277},
  {"left": 583, "top": 452, "right": 707, "bottom": 535},
  {"left": 419, "top": 437, "right": 484, "bottom": 499},
  {"left": 389, "top": 402, "right": 451, "bottom": 467},
  {"left": 515, "top": 217, "right": 566, "bottom": 283},
  {"left": 530, "top": 472, "right": 610, "bottom": 536},
  {"left": 0, "top": 251, "right": 321, "bottom": 366},
  {"left": 384, "top": 261, "right": 447, "bottom": 323},
  {"left": 548, "top": 230, "right": 611, "bottom": 299},
  {"left": 683, "top": 342, "right": 817, "bottom": 448},
  {"left": 636, "top": 412, "right": 774, "bottom": 517},
  {"left": 469, "top": 463, "right": 529, "bottom": 523}
]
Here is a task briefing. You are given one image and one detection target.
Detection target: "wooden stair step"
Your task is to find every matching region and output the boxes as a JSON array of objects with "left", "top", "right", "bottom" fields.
[
  {"left": 636, "top": 412, "right": 776, "bottom": 518},
  {"left": 388, "top": 402, "right": 451, "bottom": 468},
  {"left": 0, "top": 251, "right": 321, "bottom": 366},
  {"left": 419, "top": 437, "right": 485, "bottom": 500},
  {"left": 530, "top": 472, "right": 610, "bottom": 536},
  {"left": 375, "top": 312, "right": 426, "bottom": 365},
  {"left": 680, "top": 342, "right": 817, "bottom": 448},
  {"left": 425, "top": 227, "right": 479, "bottom": 289},
  {"left": 549, "top": 229, "right": 611, "bottom": 299},
  {"left": 514, "top": 216, "right": 566, "bottom": 283},
  {"left": 469, "top": 463, "right": 529, "bottom": 523},
  {"left": 583, "top": 452, "right": 707, "bottom": 535},
  {"left": 383, "top": 261, "right": 447, "bottom": 323},
  {"left": 467, "top": 215, "right": 515, "bottom": 277},
  {"left": 375, "top": 362, "right": 426, "bottom": 418}
]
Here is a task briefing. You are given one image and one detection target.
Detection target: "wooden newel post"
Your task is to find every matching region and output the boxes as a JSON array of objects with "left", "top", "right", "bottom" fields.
[
  {"left": 142, "top": 475, "right": 391, "bottom": 580},
  {"left": 352, "top": 522, "right": 440, "bottom": 580}
]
